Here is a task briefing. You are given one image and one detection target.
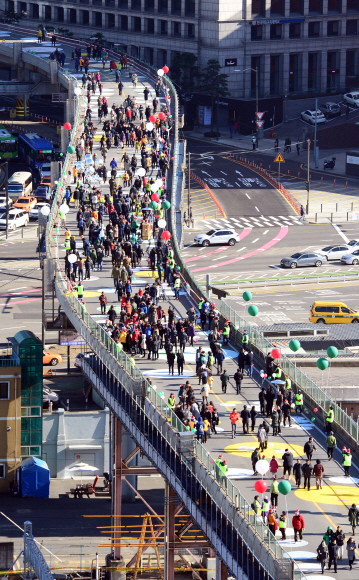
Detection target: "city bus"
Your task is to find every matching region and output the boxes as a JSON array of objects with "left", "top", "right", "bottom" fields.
[
  {"left": 18, "top": 133, "right": 54, "bottom": 174},
  {"left": 0, "top": 125, "right": 18, "bottom": 159}
]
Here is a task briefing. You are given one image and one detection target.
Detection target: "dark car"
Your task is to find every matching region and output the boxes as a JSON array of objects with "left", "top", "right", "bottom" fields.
[{"left": 319, "top": 102, "right": 341, "bottom": 118}]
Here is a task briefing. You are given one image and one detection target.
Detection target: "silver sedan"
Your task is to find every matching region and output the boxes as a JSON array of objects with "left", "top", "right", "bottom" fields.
[
  {"left": 341, "top": 249, "right": 359, "bottom": 265},
  {"left": 280, "top": 252, "right": 323, "bottom": 268}
]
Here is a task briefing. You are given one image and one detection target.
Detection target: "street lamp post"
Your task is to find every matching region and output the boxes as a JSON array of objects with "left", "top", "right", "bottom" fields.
[{"left": 235, "top": 67, "right": 258, "bottom": 119}]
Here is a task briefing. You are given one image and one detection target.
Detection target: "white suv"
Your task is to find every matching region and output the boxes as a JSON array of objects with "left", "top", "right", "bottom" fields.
[
  {"left": 0, "top": 209, "right": 29, "bottom": 230},
  {"left": 194, "top": 229, "right": 240, "bottom": 247}
]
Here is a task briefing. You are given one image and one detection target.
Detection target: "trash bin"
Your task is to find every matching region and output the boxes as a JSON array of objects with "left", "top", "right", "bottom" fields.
[{"left": 269, "top": 128, "right": 274, "bottom": 138}]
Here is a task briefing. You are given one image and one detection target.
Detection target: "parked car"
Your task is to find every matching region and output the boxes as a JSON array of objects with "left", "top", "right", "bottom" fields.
[
  {"left": 318, "top": 102, "right": 341, "bottom": 118},
  {"left": 43, "top": 350, "right": 63, "bottom": 366},
  {"left": 0, "top": 196, "right": 13, "bottom": 209},
  {"left": 0, "top": 209, "right": 29, "bottom": 230},
  {"left": 194, "top": 229, "right": 240, "bottom": 247},
  {"left": 43, "top": 386, "right": 59, "bottom": 404},
  {"left": 13, "top": 195, "right": 37, "bottom": 212},
  {"left": 74, "top": 352, "right": 95, "bottom": 368},
  {"left": 34, "top": 185, "right": 51, "bottom": 200},
  {"left": 300, "top": 110, "right": 326, "bottom": 125},
  {"left": 280, "top": 252, "right": 323, "bottom": 268},
  {"left": 343, "top": 92, "right": 359, "bottom": 107},
  {"left": 313, "top": 245, "right": 350, "bottom": 260},
  {"left": 29, "top": 202, "right": 50, "bottom": 220},
  {"left": 341, "top": 249, "right": 359, "bottom": 265}
]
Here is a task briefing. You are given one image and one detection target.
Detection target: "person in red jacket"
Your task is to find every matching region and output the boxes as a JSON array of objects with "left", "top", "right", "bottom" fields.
[
  {"left": 292, "top": 510, "right": 305, "bottom": 542},
  {"left": 229, "top": 408, "right": 240, "bottom": 438},
  {"left": 99, "top": 291, "right": 107, "bottom": 314}
]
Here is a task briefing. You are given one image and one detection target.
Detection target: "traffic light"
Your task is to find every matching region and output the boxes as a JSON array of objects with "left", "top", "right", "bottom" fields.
[
  {"left": 305, "top": 182, "right": 310, "bottom": 192},
  {"left": 53, "top": 152, "right": 64, "bottom": 161}
]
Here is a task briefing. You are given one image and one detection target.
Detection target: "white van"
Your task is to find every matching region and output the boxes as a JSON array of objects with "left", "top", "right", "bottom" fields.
[
  {"left": 0, "top": 208, "right": 29, "bottom": 230},
  {"left": 7, "top": 171, "right": 33, "bottom": 197},
  {"left": 40, "top": 162, "right": 51, "bottom": 178}
]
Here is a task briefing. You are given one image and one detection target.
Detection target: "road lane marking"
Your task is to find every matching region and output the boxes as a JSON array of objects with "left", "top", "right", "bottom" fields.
[
  {"left": 263, "top": 230, "right": 269, "bottom": 235},
  {"left": 246, "top": 193, "right": 251, "bottom": 199},
  {"left": 255, "top": 206, "right": 260, "bottom": 212},
  {"left": 251, "top": 238, "right": 259, "bottom": 243}
]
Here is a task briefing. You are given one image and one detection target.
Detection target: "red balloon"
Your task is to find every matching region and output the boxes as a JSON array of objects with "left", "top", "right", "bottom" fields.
[
  {"left": 151, "top": 193, "right": 159, "bottom": 202},
  {"left": 158, "top": 112, "right": 165, "bottom": 120},
  {"left": 149, "top": 115, "right": 156, "bottom": 123},
  {"left": 314, "top": 407, "right": 318, "bottom": 413},
  {"left": 254, "top": 480, "right": 267, "bottom": 494},
  {"left": 64, "top": 122, "right": 71, "bottom": 130},
  {"left": 271, "top": 348, "right": 281, "bottom": 359},
  {"left": 162, "top": 66, "right": 169, "bottom": 74},
  {"left": 263, "top": 373, "right": 267, "bottom": 378},
  {"left": 161, "top": 230, "right": 171, "bottom": 241}
]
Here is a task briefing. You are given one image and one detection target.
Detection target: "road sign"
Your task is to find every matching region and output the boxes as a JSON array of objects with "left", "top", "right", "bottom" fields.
[
  {"left": 274, "top": 153, "right": 285, "bottom": 163},
  {"left": 255, "top": 120, "right": 264, "bottom": 129},
  {"left": 255, "top": 112, "right": 265, "bottom": 120}
]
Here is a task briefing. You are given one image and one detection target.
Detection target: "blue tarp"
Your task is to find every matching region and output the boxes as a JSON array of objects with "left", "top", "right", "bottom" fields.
[{"left": 20, "top": 457, "right": 50, "bottom": 498}]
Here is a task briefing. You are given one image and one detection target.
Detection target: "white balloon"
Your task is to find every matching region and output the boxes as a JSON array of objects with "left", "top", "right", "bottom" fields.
[
  {"left": 255, "top": 460, "right": 269, "bottom": 476},
  {"left": 155, "top": 179, "right": 163, "bottom": 189},
  {"left": 67, "top": 253, "right": 77, "bottom": 263},
  {"left": 74, "top": 87, "right": 82, "bottom": 96},
  {"left": 260, "top": 370, "right": 265, "bottom": 377},
  {"left": 157, "top": 219, "right": 166, "bottom": 228},
  {"left": 63, "top": 204, "right": 70, "bottom": 214},
  {"left": 157, "top": 69, "right": 164, "bottom": 77},
  {"left": 137, "top": 168, "right": 146, "bottom": 177},
  {"left": 59, "top": 203, "right": 69, "bottom": 214},
  {"left": 151, "top": 183, "right": 158, "bottom": 192},
  {"left": 40, "top": 205, "right": 50, "bottom": 216},
  {"left": 146, "top": 122, "right": 154, "bottom": 131}
]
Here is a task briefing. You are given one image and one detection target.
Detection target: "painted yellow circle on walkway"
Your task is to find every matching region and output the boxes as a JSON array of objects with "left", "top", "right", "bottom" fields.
[
  {"left": 220, "top": 400, "right": 242, "bottom": 406},
  {"left": 138, "top": 270, "right": 157, "bottom": 277},
  {"left": 83, "top": 290, "right": 101, "bottom": 297},
  {"left": 295, "top": 485, "right": 359, "bottom": 506},
  {"left": 224, "top": 442, "right": 304, "bottom": 460}
]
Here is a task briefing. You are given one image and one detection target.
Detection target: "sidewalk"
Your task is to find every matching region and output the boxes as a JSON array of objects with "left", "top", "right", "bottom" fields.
[{"left": 59, "top": 56, "right": 359, "bottom": 578}]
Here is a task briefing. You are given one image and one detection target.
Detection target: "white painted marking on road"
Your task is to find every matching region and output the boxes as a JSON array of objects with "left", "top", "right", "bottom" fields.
[
  {"left": 270, "top": 265, "right": 281, "bottom": 269},
  {"left": 255, "top": 206, "right": 260, "bottom": 212},
  {"left": 213, "top": 256, "right": 227, "bottom": 261},
  {"left": 246, "top": 194, "right": 251, "bottom": 199},
  {"left": 332, "top": 222, "right": 349, "bottom": 243},
  {"left": 236, "top": 247, "right": 246, "bottom": 252},
  {"left": 263, "top": 230, "right": 269, "bottom": 235},
  {"left": 251, "top": 238, "right": 260, "bottom": 243},
  {"left": 220, "top": 171, "right": 227, "bottom": 175}
]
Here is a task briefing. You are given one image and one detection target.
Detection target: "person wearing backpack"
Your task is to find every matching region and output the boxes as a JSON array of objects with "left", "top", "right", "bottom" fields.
[
  {"left": 251, "top": 448, "right": 261, "bottom": 475},
  {"left": 196, "top": 417, "right": 205, "bottom": 443}
]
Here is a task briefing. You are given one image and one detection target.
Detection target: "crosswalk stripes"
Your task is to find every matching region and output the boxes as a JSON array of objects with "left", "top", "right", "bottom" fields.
[{"left": 199, "top": 215, "right": 302, "bottom": 228}]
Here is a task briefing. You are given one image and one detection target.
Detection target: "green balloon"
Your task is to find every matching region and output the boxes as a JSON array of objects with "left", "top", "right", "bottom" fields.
[
  {"left": 278, "top": 480, "right": 291, "bottom": 495},
  {"left": 311, "top": 417, "right": 316, "bottom": 422},
  {"left": 289, "top": 339, "right": 301, "bottom": 352},
  {"left": 242, "top": 291, "right": 252, "bottom": 302},
  {"left": 191, "top": 428, "right": 196, "bottom": 432},
  {"left": 162, "top": 201, "right": 171, "bottom": 210},
  {"left": 53, "top": 237, "right": 56, "bottom": 241},
  {"left": 55, "top": 228, "right": 59, "bottom": 232},
  {"left": 67, "top": 145, "right": 75, "bottom": 154},
  {"left": 327, "top": 346, "right": 338, "bottom": 359},
  {"left": 149, "top": 201, "right": 158, "bottom": 210},
  {"left": 248, "top": 304, "right": 259, "bottom": 317},
  {"left": 185, "top": 425, "right": 190, "bottom": 430},
  {"left": 317, "top": 357, "right": 329, "bottom": 370}
]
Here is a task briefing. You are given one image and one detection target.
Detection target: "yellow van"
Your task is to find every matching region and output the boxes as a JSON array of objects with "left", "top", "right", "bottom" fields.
[{"left": 310, "top": 301, "right": 359, "bottom": 324}]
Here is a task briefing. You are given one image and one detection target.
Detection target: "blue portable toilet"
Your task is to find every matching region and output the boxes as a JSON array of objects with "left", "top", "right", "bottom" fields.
[{"left": 20, "top": 457, "right": 50, "bottom": 498}]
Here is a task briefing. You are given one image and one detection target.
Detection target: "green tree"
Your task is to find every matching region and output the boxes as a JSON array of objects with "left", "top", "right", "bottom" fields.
[
  {"left": 2, "top": 10, "right": 21, "bottom": 24},
  {"left": 197, "top": 59, "right": 229, "bottom": 134}
]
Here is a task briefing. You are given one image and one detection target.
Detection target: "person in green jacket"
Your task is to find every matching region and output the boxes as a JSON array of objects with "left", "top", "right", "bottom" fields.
[
  {"left": 220, "top": 370, "right": 230, "bottom": 394},
  {"left": 326, "top": 431, "right": 336, "bottom": 461},
  {"left": 270, "top": 476, "right": 279, "bottom": 507},
  {"left": 323, "top": 526, "right": 334, "bottom": 546},
  {"left": 253, "top": 495, "right": 261, "bottom": 516}
]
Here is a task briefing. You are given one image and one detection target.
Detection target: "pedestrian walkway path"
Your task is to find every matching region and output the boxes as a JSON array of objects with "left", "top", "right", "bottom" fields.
[
  {"left": 199, "top": 214, "right": 302, "bottom": 229},
  {"left": 56, "top": 53, "right": 359, "bottom": 579}
]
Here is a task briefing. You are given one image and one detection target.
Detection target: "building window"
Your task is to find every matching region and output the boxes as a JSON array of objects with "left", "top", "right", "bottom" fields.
[
  {"left": 30, "top": 4, "right": 39, "bottom": 18},
  {"left": 121, "top": 14, "right": 128, "bottom": 29},
  {"left": 44, "top": 5, "right": 51, "bottom": 20},
  {"left": 94, "top": 11, "right": 102, "bottom": 25},
  {"left": 133, "top": 16, "right": 141, "bottom": 31},
  {"left": 309, "top": 0, "right": 322, "bottom": 12},
  {"left": 172, "top": 21, "right": 181, "bottom": 36},
  {"left": 187, "top": 23, "right": 195, "bottom": 37},
  {"left": 308, "top": 21, "right": 320, "bottom": 36},
  {"left": 158, "top": 49, "right": 167, "bottom": 67},
  {"left": 289, "top": 53, "right": 300, "bottom": 92},
  {"left": 270, "top": 55, "right": 281, "bottom": 94},
  {"left": 0, "top": 465, "right": 5, "bottom": 479},
  {"left": 172, "top": 0, "right": 181, "bottom": 14},
  {"left": 347, "top": 50, "right": 355, "bottom": 76},
  {"left": 328, "top": 0, "right": 341, "bottom": 11},
  {"left": 0, "top": 382, "right": 9, "bottom": 400},
  {"left": 185, "top": 0, "right": 195, "bottom": 16},
  {"left": 347, "top": 0, "right": 359, "bottom": 10},
  {"left": 69, "top": 8, "right": 77, "bottom": 22},
  {"left": 132, "top": 0, "right": 141, "bottom": 9},
  {"left": 18, "top": 1, "right": 26, "bottom": 15},
  {"left": 271, "top": 0, "right": 284, "bottom": 14},
  {"left": 56, "top": 6, "right": 64, "bottom": 20},
  {"left": 347, "top": 19, "right": 358, "bottom": 34},
  {"left": 146, "top": 18, "right": 154, "bottom": 33},
  {"left": 290, "top": 0, "right": 303, "bottom": 12},
  {"left": 327, "top": 20, "right": 339, "bottom": 35},
  {"left": 80, "top": 0, "right": 89, "bottom": 5},
  {"left": 270, "top": 23, "right": 282, "bottom": 38},
  {"left": 107, "top": 13, "right": 115, "bottom": 27},
  {"left": 159, "top": 0, "right": 168, "bottom": 12},
  {"left": 252, "top": 0, "right": 265, "bottom": 16},
  {"left": 82, "top": 10, "right": 90, "bottom": 23},
  {"left": 251, "top": 24, "right": 263, "bottom": 39},
  {"left": 118, "top": 0, "right": 128, "bottom": 6},
  {"left": 289, "top": 22, "right": 301, "bottom": 37},
  {"left": 93, "top": 0, "right": 102, "bottom": 6},
  {"left": 145, "top": 0, "right": 154, "bottom": 11},
  {"left": 160, "top": 20, "right": 168, "bottom": 34},
  {"left": 105, "top": 0, "right": 115, "bottom": 5},
  {"left": 144, "top": 47, "right": 154, "bottom": 64}
]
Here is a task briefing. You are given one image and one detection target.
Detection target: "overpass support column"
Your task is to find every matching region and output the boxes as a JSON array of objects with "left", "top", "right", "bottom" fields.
[
  {"left": 216, "top": 559, "right": 228, "bottom": 580},
  {"left": 24, "top": 94, "right": 29, "bottom": 118},
  {"left": 106, "top": 418, "right": 126, "bottom": 580},
  {"left": 164, "top": 483, "right": 176, "bottom": 580}
]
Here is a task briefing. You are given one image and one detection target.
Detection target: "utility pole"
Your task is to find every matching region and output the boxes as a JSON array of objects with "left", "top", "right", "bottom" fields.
[
  {"left": 187, "top": 151, "right": 191, "bottom": 215},
  {"left": 5, "top": 161, "right": 8, "bottom": 240},
  {"left": 314, "top": 97, "right": 318, "bottom": 169},
  {"left": 306, "top": 138, "right": 311, "bottom": 214},
  {"left": 216, "top": 76, "right": 219, "bottom": 141}
]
